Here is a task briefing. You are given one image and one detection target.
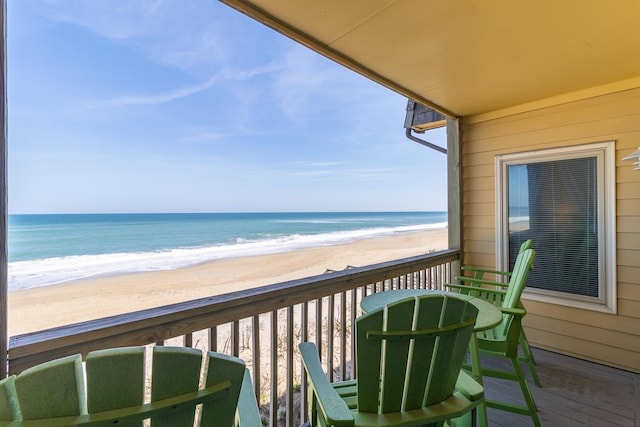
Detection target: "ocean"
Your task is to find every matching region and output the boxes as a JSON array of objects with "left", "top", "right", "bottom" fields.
[{"left": 8, "top": 211, "right": 447, "bottom": 291}]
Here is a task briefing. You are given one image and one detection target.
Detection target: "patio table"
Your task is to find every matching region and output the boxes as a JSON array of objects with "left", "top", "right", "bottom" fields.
[{"left": 360, "top": 289, "right": 502, "bottom": 427}]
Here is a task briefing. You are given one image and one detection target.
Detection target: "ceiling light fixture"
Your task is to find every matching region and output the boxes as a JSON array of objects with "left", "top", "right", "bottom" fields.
[{"left": 622, "top": 147, "right": 640, "bottom": 170}]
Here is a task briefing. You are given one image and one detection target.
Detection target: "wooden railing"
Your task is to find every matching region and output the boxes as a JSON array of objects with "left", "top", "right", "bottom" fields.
[{"left": 8, "top": 249, "right": 460, "bottom": 426}]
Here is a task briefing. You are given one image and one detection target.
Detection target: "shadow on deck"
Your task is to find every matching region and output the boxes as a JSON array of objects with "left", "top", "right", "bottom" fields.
[{"left": 484, "top": 348, "right": 640, "bottom": 426}]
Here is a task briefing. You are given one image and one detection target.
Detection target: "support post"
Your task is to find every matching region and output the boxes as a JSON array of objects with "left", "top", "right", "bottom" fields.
[
  {"left": 0, "top": 0, "right": 7, "bottom": 378},
  {"left": 446, "top": 118, "right": 462, "bottom": 277}
]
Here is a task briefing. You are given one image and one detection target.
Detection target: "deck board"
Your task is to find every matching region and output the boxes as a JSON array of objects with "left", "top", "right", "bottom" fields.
[{"left": 483, "top": 348, "right": 639, "bottom": 426}]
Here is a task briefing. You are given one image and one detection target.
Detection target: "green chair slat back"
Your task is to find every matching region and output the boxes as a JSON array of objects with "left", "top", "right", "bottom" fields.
[
  {"left": 85, "top": 346, "right": 144, "bottom": 427},
  {"left": 201, "top": 351, "right": 246, "bottom": 427},
  {"left": 357, "top": 296, "right": 478, "bottom": 414},
  {"left": 458, "top": 239, "right": 533, "bottom": 300},
  {"left": 300, "top": 294, "right": 484, "bottom": 427},
  {"left": 492, "top": 248, "right": 536, "bottom": 344},
  {"left": 151, "top": 347, "right": 203, "bottom": 427},
  {"left": 0, "top": 346, "right": 259, "bottom": 426},
  {"left": 13, "top": 354, "right": 86, "bottom": 420}
]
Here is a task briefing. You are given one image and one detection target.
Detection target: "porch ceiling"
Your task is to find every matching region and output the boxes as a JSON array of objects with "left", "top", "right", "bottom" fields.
[{"left": 220, "top": 0, "right": 640, "bottom": 119}]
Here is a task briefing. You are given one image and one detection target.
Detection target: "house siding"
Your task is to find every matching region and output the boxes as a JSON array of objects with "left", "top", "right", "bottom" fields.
[{"left": 461, "top": 87, "right": 640, "bottom": 373}]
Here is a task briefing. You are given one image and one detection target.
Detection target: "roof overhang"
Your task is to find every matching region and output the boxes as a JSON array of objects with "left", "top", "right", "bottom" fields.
[{"left": 220, "top": 0, "right": 640, "bottom": 121}]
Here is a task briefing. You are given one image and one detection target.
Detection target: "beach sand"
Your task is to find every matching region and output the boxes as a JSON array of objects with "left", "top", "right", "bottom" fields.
[{"left": 8, "top": 228, "right": 448, "bottom": 336}]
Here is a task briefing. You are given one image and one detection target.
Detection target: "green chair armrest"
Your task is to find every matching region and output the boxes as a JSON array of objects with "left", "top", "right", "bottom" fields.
[
  {"left": 466, "top": 287, "right": 507, "bottom": 297},
  {"left": 500, "top": 306, "right": 527, "bottom": 317},
  {"left": 454, "top": 276, "right": 508, "bottom": 288},
  {"left": 461, "top": 266, "right": 511, "bottom": 277},
  {"left": 299, "top": 343, "right": 354, "bottom": 427},
  {"left": 0, "top": 381, "right": 232, "bottom": 427},
  {"left": 454, "top": 371, "right": 484, "bottom": 402},
  {"left": 443, "top": 283, "right": 472, "bottom": 292},
  {"left": 444, "top": 283, "right": 508, "bottom": 297}
]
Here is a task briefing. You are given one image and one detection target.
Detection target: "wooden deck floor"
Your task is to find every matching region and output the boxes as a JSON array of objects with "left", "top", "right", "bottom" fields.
[{"left": 483, "top": 348, "right": 640, "bottom": 426}]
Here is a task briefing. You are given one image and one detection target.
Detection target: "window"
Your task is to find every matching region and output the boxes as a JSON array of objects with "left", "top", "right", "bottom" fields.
[{"left": 496, "top": 142, "right": 616, "bottom": 313}]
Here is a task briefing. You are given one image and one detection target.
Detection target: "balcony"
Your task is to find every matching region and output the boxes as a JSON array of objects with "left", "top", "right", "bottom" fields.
[{"left": 8, "top": 249, "right": 639, "bottom": 426}]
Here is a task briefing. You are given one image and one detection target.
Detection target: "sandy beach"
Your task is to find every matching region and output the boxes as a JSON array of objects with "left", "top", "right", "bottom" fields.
[{"left": 8, "top": 228, "right": 448, "bottom": 336}]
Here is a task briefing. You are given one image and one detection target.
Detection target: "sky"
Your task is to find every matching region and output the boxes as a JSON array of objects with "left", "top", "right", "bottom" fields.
[{"left": 7, "top": 0, "right": 448, "bottom": 214}]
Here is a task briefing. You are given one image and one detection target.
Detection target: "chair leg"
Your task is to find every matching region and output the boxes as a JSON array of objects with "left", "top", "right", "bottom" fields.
[
  {"left": 511, "top": 358, "right": 541, "bottom": 427},
  {"left": 482, "top": 356, "right": 541, "bottom": 427},
  {"left": 447, "top": 408, "right": 477, "bottom": 427},
  {"left": 520, "top": 330, "right": 536, "bottom": 364},
  {"left": 518, "top": 331, "right": 541, "bottom": 387}
]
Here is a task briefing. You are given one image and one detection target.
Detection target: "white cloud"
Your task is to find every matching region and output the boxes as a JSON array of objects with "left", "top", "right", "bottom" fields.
[
  {"left": 96, "top": 63, "right": 281, "bottom": 107},
  {"left": 284, "top": 161, "right": 344, "bottom": 168},
  {"left": 270, "top": 47, "right": 337, "bottom": 125},
  {"left": 268, "top": 43, "right": 407, "bottom": 146},
  {"left": 39, "top": 0, "right": 235, "bottom": 73}
]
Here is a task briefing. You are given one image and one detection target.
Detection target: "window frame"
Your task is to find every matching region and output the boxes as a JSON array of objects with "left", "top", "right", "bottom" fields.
[{"left": 495, "top": 141, "right": 617, "bottom": 313}]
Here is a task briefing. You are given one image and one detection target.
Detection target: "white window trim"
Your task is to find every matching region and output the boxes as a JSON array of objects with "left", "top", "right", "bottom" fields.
[{"left": 495, "top": 141, "right": 617, "bottom": 314}]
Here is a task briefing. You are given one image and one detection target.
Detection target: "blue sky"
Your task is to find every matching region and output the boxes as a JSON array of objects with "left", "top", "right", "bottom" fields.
[{"left": 7, "top": 0, "right": 448, "bottom": 214}]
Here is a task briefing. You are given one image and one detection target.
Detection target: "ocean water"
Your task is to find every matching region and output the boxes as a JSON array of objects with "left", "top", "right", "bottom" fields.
[{"left": 8, "top": 212, "right": 447, "bottom": 291}]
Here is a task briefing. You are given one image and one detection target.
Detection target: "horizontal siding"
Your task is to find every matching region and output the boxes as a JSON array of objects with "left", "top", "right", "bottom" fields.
[
  {"left": 462, "top": 203, "right": 495, "bottom": 217},
  {"left": 618, "top": 235, "right": 640, "bottom": 252},
  {"left": 465, "top": 88, "right": 640, "bottom": 145},
  {"left": 618, "top": 251, "right": 640, "bottom": 267},
  {"left": 462, "top": 226, "right": 495, "bottom": 242},
  {"left": 461, "top": 253, "right": 496, "bottom": 269},
  {"left": 618, "top": 266, "right": 640, "bottom": 284},
  {"left": 618, "top": 216, "right": 640, "bottom": 232},
  {"left": 619, "top": 283, "right": 640, "bottom": 301},
  {"left": 524, "top": 316, "right": 640, "bottom": 353},
  {"left": 618, "top": 299, "right": 640, "bottom": 320},
  {"left": 528, "top": 328, "right": 640, "bottom": 372},
  {"left": 618, "top": 182, "right": 640, "bottom": 198},
  {"left": 618, "top": 164, "right": 640, "bottom": 183},
  {"left": 618, "top": 198, "right": 640, "bottom": 213},
  {"left": 462, "top": 87, "right": 640, "bottom": 373},
  {"left": 525, "top": 300, "right": 640, "bottom": 336}
]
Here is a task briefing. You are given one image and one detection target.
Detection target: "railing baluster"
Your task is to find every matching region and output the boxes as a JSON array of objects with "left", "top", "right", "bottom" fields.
[
  {"left": 327, "top": 294, "right": 335, "bottom": 382},
  {"left": 184, "top": 333, "right": 192, "bottom": 348},
  {"left": 350, "top": 288, "right": 357, "bottom": 380},
  {"left": 209, "top": 326, "right": 217, "bottom": 352},
  {"left": 340, "top": 291, "right": 347, "bottom": 381},
  {"left": 315, "top": 297, "right": 322, "bottom": 361},
  {"left": 232, "top": 320, "right": 239, "bottom": 357},
  {"left": 301, "top": 301, "right": 309, "bottom": 422},
  {"left": 270, "top": 310, "right": 278, "bottom": 427},
  {"left": 252, "top": 314, "right": 261, "bottom": 402},
  {"left": 286, "top": 305, "right": 294, "bottom": 427}
]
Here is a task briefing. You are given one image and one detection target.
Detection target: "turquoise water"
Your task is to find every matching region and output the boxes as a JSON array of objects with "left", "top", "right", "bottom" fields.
[{"left": 8, "top": 212, "right": 447, "bottom": 291}]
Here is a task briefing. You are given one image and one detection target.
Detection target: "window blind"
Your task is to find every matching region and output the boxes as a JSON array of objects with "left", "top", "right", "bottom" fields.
[{"left": 507, "top": 157, "right": 599, "bottom": 298}]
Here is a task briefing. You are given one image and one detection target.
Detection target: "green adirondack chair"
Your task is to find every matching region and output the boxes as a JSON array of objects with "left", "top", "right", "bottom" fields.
[
  {"left": 449, "top": 239, "right": 540, "bottom": 387},
  {"left": 447, "top": 248, "right": 540, "bottom": 427},
  {"left": 0, "top": 346, "right": 261, "bottom": 426},
  {"left": 299, "top": 294, "right": 484, "bottom": 427}
]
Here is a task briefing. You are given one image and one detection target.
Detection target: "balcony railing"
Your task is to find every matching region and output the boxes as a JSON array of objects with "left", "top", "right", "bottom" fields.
[{"left": 8, "top": 248, "right": 460, "bottom": 426}]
